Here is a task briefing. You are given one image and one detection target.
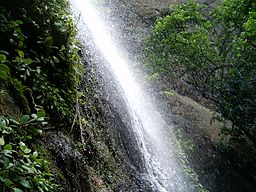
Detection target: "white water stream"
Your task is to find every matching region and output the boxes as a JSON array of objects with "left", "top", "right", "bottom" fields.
[{"left": 71, "top": 0, "right": 190, "bottom": 191}]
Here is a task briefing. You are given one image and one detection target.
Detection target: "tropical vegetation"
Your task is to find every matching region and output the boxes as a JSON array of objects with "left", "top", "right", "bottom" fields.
[
  {"left": 0, "top": 0, "right": 81, "bottom": 191},
  {"left": 146, "top": 0, "right": 256, "bottom": 146}
]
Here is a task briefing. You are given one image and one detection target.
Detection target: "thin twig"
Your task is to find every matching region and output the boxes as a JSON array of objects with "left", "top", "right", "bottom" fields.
[{"left": 69, "top": 97, "right": 79, "bottom": 134}]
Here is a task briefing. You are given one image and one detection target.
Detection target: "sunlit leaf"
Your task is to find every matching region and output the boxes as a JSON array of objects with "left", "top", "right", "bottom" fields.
[
  {"left": 53, "top": 56, "right": 60, "bottom": 63},
  {"left": 0, "top": 64, "right": 10, "bottom": 74},
  {"left": 19, "top": 141, "right": 26, "bottom": 146},
  {"left": 23, "top": 59, "right": 33, "bottom": 65},
  {"left": 33, "top": 151, "right": 38, "bottom": 157},
  {"left": 4, "top": 144, "right": 12, "bottom": 150},
  {"left": 0, "top": 54, "right": 6, "bottom": 62},
  {"left": 12, "top": 188, "right": 23, "bottom": 192},
  {"left": 20, "top": 115, "right": 30, "bottom": 124},
  {"left": 0, "top": 175, "right": 14, "bottom": 186},
  {"left": 0, "top": 71, "right": 8, "bottom": 80},
  {"left": 19, "top": 179, "right": 31, "bottom": 188},
  {"left": 15, "top": 20, "right": 23, "bottom": 25},
  {"left": 24, "top": 148, "right": 32, "bottom": 154},
  {"left": 16, "top": 49, "right": 24, "bottom": 58},
  {"left": 31, "top": 114, "right": 37, "bottom": 119},
  {"left": 37, "top": 109, "right": 46, "bottom": 118},
  {"left": 0, "top": 136, "right": 5, "bottom": 146}
]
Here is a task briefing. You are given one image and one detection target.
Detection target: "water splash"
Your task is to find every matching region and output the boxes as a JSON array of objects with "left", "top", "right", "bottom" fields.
[{"left": 71, "top": 0, "right": 190, "bottom": 191}]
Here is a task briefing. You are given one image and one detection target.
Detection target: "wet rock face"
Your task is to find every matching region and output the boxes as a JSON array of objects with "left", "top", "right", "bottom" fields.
[
  {"left": 51, "top": 0, "right": 235, "bottom": 191},
  {"left": 41, "top": 132, "right": 91, "bottom": 192},
  {"left": 41, "top": 113, "right": 152, "bottom": 191},
  {"left": 78, "top": 55, "right": 154, "bottom": 191},
  {"left": 115, "top": 1, "right": 253, "bottom": 191},
  {"left": 83, "top": 0, "right": 253, "bottom": 191}
]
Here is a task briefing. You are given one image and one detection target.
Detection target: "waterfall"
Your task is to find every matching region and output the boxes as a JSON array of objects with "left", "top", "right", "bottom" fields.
[{"left": 71, "top": 0, "right": 191, "bottom": 191}]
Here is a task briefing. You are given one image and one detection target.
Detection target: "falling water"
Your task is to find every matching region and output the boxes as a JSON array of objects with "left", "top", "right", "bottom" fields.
[{"left": 71, "top": 0, "right": 191, "bottom": 191}]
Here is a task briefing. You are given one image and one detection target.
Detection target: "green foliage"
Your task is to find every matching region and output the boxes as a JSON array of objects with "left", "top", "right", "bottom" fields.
[
  {"left": 217, "top": 136, "right": 256, "bottom": 185},
  {"left": 11, "top": 79, "right": 30, "bottom": 114},
  {"left": 146, "top": 0, "right": 220, "bottom": 92},
  {"left": 213, "top": 0, "right": 256, "bottom": 143},
  {"left": 0, "top": 114, "right": 56, "bottom": 192},
  {"left": 146, "top": 0, "right": 256, "bottom": 144},
  {"left": 0, "top": 54, "right": 10, "bottom": 80},
  {"left": 0, "top": 0, "right": 82, "bottom": 122},
  {"left": 217, "top": 69, "right": 256, "bottom": 140},
  {"left": 173, "top": 129, "right": 207, "bottom": 192},
  {"left": 0, "top": 0, "right": 82, "bottom": 190},
  {"left": 175, "top": 128, "right": 195, "bottom": 153}
]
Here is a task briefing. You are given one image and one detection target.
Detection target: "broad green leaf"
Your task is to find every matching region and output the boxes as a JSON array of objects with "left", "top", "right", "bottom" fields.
[
  {"left": 4, "top": 118, "right": 9, "bottom": 125},
  {"left": 18, "top": 40, "right": 24, "bottom": 48},
  {"left": 26, "top": 69, "right": 30, "bottom": 77},
  {"left": 16, "top": 50, "right": 24, "bottom": 58},
  {"left": 19, "top": 141, "right": 26, "bottom": 146},
  {"left": 15, "top": 20, "right": 23, "bottom": 25},
  {"left": 36, "top": 129, "right": 42, "bottom": 135},
  {"left": 0, "top": 54, "right": 6, "bottom": 62},
  {"left": 33, "top": 151, "right": 38, "bottom": 157},
  {"left": 20, "top": 146, "right": 27, "bottom": 151},
  {"left": 37, "top": 117, "right": 45, "bottom": 121},
  {"left": 4, "top": 178, "right": 14, "bottom": 187},
  {"left": 18, "top": 150, "right": 25, "bottom": 157},
  {"left": 2, "top": 150, "right": 12, "bottom": 158},
  {"left": 0, "top": 136, "right": 5, "bottom": 146},
  {"left": 4, "top": 144, "right": 12, "bottom": 150},
  {"left": 3, "top": 157, "right": 10, "bottom": 167},
  {"left": 0, "top": 71, "right": 8, "bottom": 80},
  {"left": 19, "top": 179, "right": 31, "bottom": 188},
  {"left": 12, "top": 188, "right": 23, "bottom": 192},
  {"left": 26, "top": 135, "right": 32, "bottom": 139},
  {"left": 2, "top": 126, "right": 13, "bottom": 134},
  {"left": 20, "top": 115, "right": 30, "bottom": 124},
  {"left": 0, "top": 118, "right": 7, "bottom": 127},
  {"left": 53, "top": 56, "right": 60, "bottom": 63},
  {"left": 31, "top": 114, "right": 37, "bottom": 119},
  {"left": 23, "top": 59, "right": 33, "bottom": 65},
  {"left": 23, "top": 148, "right": 32, "bottom": 154},
  {"left": 0, "top": 51, "right": 9, "bottom": 55},
  {"left": 45, "top": 36, "right": 53, "bottom": 43},
  {"left": 0, "top": 64, "right": 10, "bottom": 74},
  {"left": 22, "top": 165, "right": 36, "bottom": 173},
  {"left": 16, "top": 167, "right": 24, "bottom": 172},
  {"left": 6, "top": 162, "right": 14, "bottom": 169},
  {"left": 30, "top": 128, "right": 42, "bottom": 135},
  {"left": 37, "top": 109, "right": 46, "bottom": 118},
  {"left": 0, "top": 176, "right": 14, "bottom": 187},
  {"left": 0, "top": 176, "right": 6, "bottom": 182},
  {"left": 26, "top": 118, "right": 36, "bottom": 124},
  {"left": 9, "top": 118, "right": 20, "bottom": 125},
  {"left": 54, "top": 21, "right": 61, "bottom": 26},
  {"left": 60, "top": 45, "right": 65, "bottom": 51}
]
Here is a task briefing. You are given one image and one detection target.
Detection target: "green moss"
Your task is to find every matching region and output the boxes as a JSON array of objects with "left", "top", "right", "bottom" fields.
[{"left": 11, "top": 78, "right": 30, "bottom": 114}]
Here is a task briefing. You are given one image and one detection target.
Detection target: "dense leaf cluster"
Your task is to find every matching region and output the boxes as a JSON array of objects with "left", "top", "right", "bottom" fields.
[
  {"left": 0, "top": 0, "right": 82, "bottom": 191},
  {"left": 146, "top": 0, "right": 256, "bottom": 144},
  {"left": 0, "top": 114, "right": 56, "bottom": 192},
  {"left": 0, "top": 0, "right": 81, "bottom": 121}
]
